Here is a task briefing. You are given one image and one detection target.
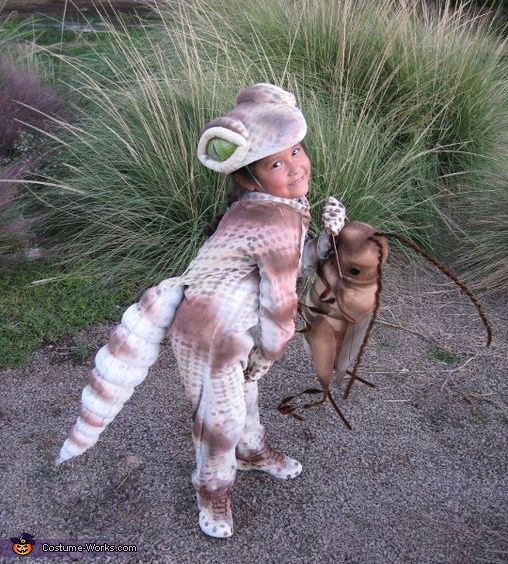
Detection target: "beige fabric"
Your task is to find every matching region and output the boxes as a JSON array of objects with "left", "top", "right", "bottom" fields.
[
  {"left": 168, "top": 193, "right": 312, "bottom": 536},
  {"left": 197, "top": 83, "right": 307, "bottom": 173}
]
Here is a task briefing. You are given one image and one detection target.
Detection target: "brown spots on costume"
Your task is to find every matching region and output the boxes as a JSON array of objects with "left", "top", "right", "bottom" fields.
[
  {"left": 107, "top": 326, "right": 134, "bottom": 359},
  {"left": 193, "top": 416, "right": 241, "bottom": 455},
  {"left": 79, "top": 406, "right": 107, "bottom": 427},
  {"left": 88, "top": 368, "right": 111, "bottom": 400},
  {"left": 139, "top": 286, "right": 159, "bottom": 311},
  {"left": 88, "top": 368, "right": 125, "bottom": 402},
  {"left": 69, "top": 426, "right": 89, "bottom": 449},
  {"left": 169, "top": 193, "right": 310, "bottom": 498}
]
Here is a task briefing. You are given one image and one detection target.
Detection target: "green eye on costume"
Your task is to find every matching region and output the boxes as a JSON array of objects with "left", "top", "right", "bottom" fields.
[{"left": 206, "top": 138, "right": 238, "bottom": 161}]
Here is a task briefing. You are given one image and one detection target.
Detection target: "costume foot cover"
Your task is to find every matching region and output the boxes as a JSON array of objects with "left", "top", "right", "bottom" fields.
[
  {"left": 237, "top": 445, "right": 302, "bottom": 480},
  {"left": 197, "top": 487, "right": 233, "bottom": 538}
]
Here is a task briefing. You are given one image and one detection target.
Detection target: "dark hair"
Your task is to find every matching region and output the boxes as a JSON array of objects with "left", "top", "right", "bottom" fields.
[{"left": 203, "top": 167, "right": 252, "bottom": 237}]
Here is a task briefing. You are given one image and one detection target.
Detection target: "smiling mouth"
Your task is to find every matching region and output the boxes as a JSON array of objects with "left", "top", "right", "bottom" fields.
[{"left": 291, "top": 175, "right": 306, "bottom": 186}]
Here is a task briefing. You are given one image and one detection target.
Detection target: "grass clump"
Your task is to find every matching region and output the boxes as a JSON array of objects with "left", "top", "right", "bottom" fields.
[
  {"left": 427, "top": 347, "right": 465, "bottom": 365},
  {"left": 170, "top": 0, "right": 508, "bottom": 285},
  {"left": 0, "top": 262, "right": 133, "bottom": 368},
  {"left": 455, "top": 167, "right": 508, "bottom": 294},
  {"left": 178, "top": 0, "right": 507, "bottom": 176},
  {"left": 32, "top": 61, "right": 231, "bottom": 288},
  {"left": 15, "top": 0, "right": 508, "bottom": 294}
]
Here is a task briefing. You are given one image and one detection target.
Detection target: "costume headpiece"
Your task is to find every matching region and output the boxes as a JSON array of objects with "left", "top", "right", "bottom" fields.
[{"left": 197, "top": 83, "right": 307, "bottom": 174}]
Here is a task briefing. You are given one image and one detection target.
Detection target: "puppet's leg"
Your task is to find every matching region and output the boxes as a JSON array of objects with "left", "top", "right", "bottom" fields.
[
  {"left": 236, "top": 379, "right": 302, "bottom": 479},
  {"left": 304, "top": 316, "right": 344, "bottom": 399},
  {"left": 335, "top": 313, "right": 373, "bottom": 392}
]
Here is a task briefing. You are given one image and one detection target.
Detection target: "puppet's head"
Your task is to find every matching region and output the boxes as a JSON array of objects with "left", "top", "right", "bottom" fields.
[
  {"left": 197, "top": 83, "right": 307, "bottom": 174},
  {"left": 330, "top": 223, "right": 389, "bottom": 323},
  {"left": 334, "top": 222, "right": 389, "bottom": 283}
]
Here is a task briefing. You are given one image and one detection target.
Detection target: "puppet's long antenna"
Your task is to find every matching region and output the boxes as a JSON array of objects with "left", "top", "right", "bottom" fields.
[
  {"left": 374, "top": 232, "right": 492, "bottom": 347},
  {"left": 342, "top": 236, "right": 385, "bottom": 399},
  {"left": 332, "top": 235, "right": 344, "bottom": 279}
]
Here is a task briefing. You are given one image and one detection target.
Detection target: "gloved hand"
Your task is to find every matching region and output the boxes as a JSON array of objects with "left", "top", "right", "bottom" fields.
[
  {"left": 244, "top": 347, "right": 273, "bottom": 382},
  {"left": 322, "top": 196, "right": 346, "bottom": 236}
]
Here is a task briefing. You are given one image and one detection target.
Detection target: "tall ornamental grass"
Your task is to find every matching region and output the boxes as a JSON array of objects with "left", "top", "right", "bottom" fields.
[
  {"left": 454, "top": 166, "right": 508, "bottom": 294},
  {"left": 24, "top": 0, "right": 508, "bottom": 292},
  {"left": 29, "top": 27, "right": 233, "bottom": 288},
  {"left": 172, "top": 0, "right": 507, "bottom": 176}
]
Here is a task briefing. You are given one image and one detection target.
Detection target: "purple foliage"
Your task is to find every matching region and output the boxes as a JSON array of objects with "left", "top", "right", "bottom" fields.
[
  {"left": 0, "top": 63, "right": 66, "bottom": 263},
  {"left": 0, "top": 158, "right": 36, "bottom": 243},
  {"left": 0, "top": 62, "right": 64, "bottom": 155},
  {"left": 0, "top": 158, "right": 32, "bottom": 212}
]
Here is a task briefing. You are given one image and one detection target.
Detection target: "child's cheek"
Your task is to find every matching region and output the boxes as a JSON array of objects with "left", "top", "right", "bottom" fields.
[
  {"left": 272, "top": 169, "right": 286, "bottom": 181},
  {"left": 302, "top": 154, "right": 311, "bottom": 174}
]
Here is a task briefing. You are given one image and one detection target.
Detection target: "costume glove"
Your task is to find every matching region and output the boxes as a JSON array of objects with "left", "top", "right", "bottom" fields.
[
  {"left": 322, "top": 196, "right": 346, "bottom": 236},
  {"left": 244, "top": 347, "right": 273, "bottom": 382}
]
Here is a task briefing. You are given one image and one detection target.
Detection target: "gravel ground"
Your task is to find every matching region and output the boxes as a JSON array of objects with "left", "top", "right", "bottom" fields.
[{"left": 1, "top": 256, "right": 507, "bottom": 563}]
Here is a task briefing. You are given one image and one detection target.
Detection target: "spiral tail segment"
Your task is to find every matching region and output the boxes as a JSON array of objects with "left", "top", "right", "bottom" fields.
[{"left": 55, "top": 280, "right": 185, "bottom": 465}]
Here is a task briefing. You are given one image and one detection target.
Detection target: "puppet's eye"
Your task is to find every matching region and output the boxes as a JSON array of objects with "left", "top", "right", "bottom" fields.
[{"left": 349, "top": 267, "right": 360, "bottom": 275}]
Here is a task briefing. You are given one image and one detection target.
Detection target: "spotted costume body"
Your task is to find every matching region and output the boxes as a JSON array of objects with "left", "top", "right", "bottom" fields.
[
  {"left": 170, "top": 191, "right": 315, "bottom": 497},
  {"left": 56, "top": 82, "right": 342, "bottom": 539},
  {"left": 56, "top": 192, "right": 321, "bottom": 480}
]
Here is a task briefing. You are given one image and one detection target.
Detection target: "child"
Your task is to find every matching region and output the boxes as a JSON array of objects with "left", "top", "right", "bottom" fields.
[{"left": 56, "top": 83, "right": 345, "bottom": 539}]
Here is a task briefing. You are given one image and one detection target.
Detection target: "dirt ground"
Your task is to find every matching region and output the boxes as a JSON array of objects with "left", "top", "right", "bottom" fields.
[{"left": 1, "top": 255, "right": 507, "bottom": 563}]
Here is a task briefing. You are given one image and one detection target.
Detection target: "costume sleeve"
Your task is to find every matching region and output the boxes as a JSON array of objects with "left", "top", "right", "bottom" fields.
[
  {"left": 245, "top": 203, "right": 303, "bottom": 362},
  {"left": 300, "top": 231, "right": 331, "bottom": 277}
]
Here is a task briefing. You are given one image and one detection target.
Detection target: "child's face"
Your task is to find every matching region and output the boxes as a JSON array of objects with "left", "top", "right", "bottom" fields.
[{"left": 241, "top": 143, "right": 311, "bottom": 199}]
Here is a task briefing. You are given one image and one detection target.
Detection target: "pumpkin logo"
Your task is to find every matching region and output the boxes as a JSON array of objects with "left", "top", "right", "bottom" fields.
[{"left": 10, "top": 533, "right": 35, "bottom": 556}]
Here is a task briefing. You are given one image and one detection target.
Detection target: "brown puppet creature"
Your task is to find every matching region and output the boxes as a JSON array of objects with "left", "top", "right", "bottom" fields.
[{"left": 279, "top": 224, "right": 492, "bottom": 427}]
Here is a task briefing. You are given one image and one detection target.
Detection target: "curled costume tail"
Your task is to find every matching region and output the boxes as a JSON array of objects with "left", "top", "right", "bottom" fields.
[{"left": 55, "top": 278, "right": 185, "bottom": 465}]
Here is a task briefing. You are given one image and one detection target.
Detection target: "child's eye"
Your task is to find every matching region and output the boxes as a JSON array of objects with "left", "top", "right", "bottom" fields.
[
  {"left": 292, "top": 146, "right": 301, "bottom": 156},
  {"left": 271, "top": 161, "right": 282, "bottom": 169}
]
